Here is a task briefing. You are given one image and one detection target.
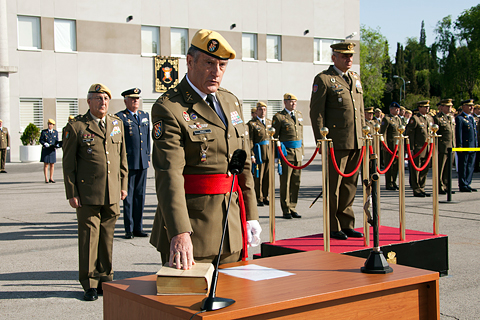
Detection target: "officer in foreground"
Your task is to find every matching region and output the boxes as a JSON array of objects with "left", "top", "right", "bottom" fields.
[
  {"left": 309, "top": 42, "right": 365, "bottom": 240},
  {"left": 116, "top": 88, "right": 150, "bottom": 239},
  {"left": 149, "top": 29, "right": 261, "bottom": 270},
  {"left": 248, "top": 102, "right": 271, "bottom": 206},
  {"left": 272, "top": 93, "right": 304, "bottom": 219},
  {"left": 62, "top": 83, "right": 128, "bottom": 301}
]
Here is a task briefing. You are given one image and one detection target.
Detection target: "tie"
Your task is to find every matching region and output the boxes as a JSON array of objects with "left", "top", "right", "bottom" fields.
[
  {"left": 134, "top": 113, "right": 138, "bottom": 122},
  {"left": 343, "top": 74, "right": 351, "bottom": 87},
  {"left": 99, "top": 120, "right": 106, "bottom": 134},
  {"left": 206, "top": 94, "right": 215, "bottom": 110},
  {"left": 262, "top": 119, "right": 265, "bottom": 126},
  {"left": 291, "top": 112, "right": 296, "bottom": 123}
]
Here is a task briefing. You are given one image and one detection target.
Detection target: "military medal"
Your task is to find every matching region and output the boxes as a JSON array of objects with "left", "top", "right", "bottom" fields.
[
  {"left": 112, "top": 120, "right": 118, "bottom": 125},
  {"left": 331, "top": 78, "right": 335, "bottom": 83},
  {"left": 191, "top": 113, "right": 198, "bottom": 120},
  {"left": 87, "top": 148, "right": 93, "bottom": 154},
  {"left": 200, "top": 145, "right": 209, "bottom": 162},
  {"left": 183, "top": 111, "right": 191, "bottom": 122}
]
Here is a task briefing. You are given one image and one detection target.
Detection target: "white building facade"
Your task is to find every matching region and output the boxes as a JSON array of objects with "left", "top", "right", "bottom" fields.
[{"left": 2, "top": 0, "right": 360, "bottom": 161}]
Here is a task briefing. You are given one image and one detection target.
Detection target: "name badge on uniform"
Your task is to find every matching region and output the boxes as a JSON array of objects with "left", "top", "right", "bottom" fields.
[
  {"left": 193, "top": 129, "right": 212, "bottom": 135},
  {"left": 356, "top": 80, "right": 362, "bottom": 89}
]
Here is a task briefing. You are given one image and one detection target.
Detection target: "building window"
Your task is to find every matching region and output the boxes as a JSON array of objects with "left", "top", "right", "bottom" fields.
[
  {"left": 266, "top": 35, "right": 281, "bottom": 61},
  {"left": 54, "top": 19, "right": 76, "bottom": 52},
  {"left": 242, "top": 33, "right": 257, "bottom": 60},
  {"left": 56, "top": 98, "right": 78, "bottom": 127},
  {"left": 20, "top": 98, "right": 43, "bottom": 131},
  {"left": 141, "top": 26, "right": 159, "bottom": 56},
  {"left": 17, "top": 16, "right": 41, "bottom": 50},
  {"left": 267, "top": 100, "right": 283, "bottom": 120},
  {"left": 314, "top": 38, "right": 341, "bottom": 64},
  {"left": 171, "top": 28, "right": 188, "bottom": 56}
]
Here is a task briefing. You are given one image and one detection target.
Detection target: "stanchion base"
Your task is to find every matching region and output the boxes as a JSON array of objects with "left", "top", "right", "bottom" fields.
[
  {"left": 201, "top": 297, "right": 235, "bottom": 311},
  {"left": 361, "top": 250, "right": 393, "bottom": 274},
  {"left": 439, "top": 200, "right": 460, "bottom": 204}
]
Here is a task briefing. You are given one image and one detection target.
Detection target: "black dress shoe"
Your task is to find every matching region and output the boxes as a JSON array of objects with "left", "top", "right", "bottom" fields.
[
  {"left": 439, "top": 190, "right": 446, "bottom": 195},
  {"left": 422, "top": 192, "right": 431, "bottom": 197},
  {"left": 330, "top": 231, "right": 348, "bottom": 240},
  {"left": 413, "top": 192, "right": 426, "bottom": 197},
  {"left": 393, "top": 185, "right": 400, "bottom": 190},
  {"left": 342, "top": 228, "right": 364, "bottom": 238},
  {"left": 468, "top": 186, "right": 477, "bottom": 192},
  {"left": 49, "top": 179, "right": 55, "bottom": 183},
  {"left": 282, "top": 213, "right": 292, "bottom": 219},
  {"left": 385, "top": 186, "right": 396, "bottom": 190},
  {"left": 0, "top": 170, "right": 7, "bottom": 173},
  {"left": 133, "top": 231, "right": 148, "bottom": 237},
  {"left": 460, "top": 187, "right": 472, "bottom": 193},
  {"left": 263, "top": 199, "right": 269, "bottom": 205},
  {"left": 84, "top": 288, "right": 98, "bottom": 301},
  {"left": 125, "top": 232, "right": 134, "bottom": 239},
  {"left": 290, "top": 211, "right": 302, "bottom": 218},
  {"left": 97, "top": 284, "right": 103, "bottom": 295},
  {"left": 257, "top": 201, "right": 264, "bottom": 207}
]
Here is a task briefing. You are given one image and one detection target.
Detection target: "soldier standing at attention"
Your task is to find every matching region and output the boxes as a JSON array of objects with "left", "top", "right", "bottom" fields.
[
  {"left": 309, "top": 42, "right": 365, "bottom": 240},
  {"left": 272, "top": 93, "right": 304, "bottom": 219},
  {"left": 248, "top": 102, "right": 271, "bottom": 207},
  {"left": 364, "top": 107, "right": 376, "bottom": 136},
  {"left": 405, "top": 100, "right": 434, "bottom": 197},
  {"left": 40, "top": 119, "right": 61, "bottom": 183},
  {"left": 0, "top": 119, "right": 10, "bottom": 173},
  {"left": 456, "top": 99, "right": 478, "bottom": 192},
  {"left": 149, "top": 29, "right": 261, "bottom": 270},
  {"left": 380, "top": 102, "right": 402, "bottom": 190},
  {"left": 434, "top": 99, "right": 455, "bottom": 194},
  {"left": 116, "top": 88, "right": 151, "bottom": 239},
  {"left": 62, "top": 83, "right": 128, "bottom": 301}
]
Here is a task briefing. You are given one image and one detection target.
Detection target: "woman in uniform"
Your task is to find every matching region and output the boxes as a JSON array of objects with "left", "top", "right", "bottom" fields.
[{"left": 40, "top": 119, "right": 60, "bottom": 183}]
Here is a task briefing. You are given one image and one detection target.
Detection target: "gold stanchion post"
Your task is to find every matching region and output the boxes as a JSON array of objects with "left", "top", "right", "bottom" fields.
[
  {"left": 398, "top": 126, "right": 406, "bottom": 241},
  {"left": 319, "top": 127, "right": 331, "bottom": 252},
  {"left": 362, "top": 126, "right": 372, "bottom": 247},
  {"left": 373, "top": 123, "right": 382, "bottom": 225},
  {"left": 430, "top": 124, "right": 440, "bottom": 235},
  {"left": 267, "top": 127, "right": 276, "bottom": 243}
]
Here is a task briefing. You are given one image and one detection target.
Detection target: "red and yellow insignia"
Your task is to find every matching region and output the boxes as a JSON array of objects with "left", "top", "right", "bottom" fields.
[
  {"left": 207, "top": 39, "right": 219, "bottom": 53},
  {"left": 153, "top": 120, "right": 163, "bottom": 140}
]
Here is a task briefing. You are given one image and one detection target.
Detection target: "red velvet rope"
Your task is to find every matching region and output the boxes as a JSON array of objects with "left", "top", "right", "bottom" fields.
[
  {"left": 377, "top": 144, "right": 399, "bottom": 174},
  {"left": 381, "top": 140, "right": 428, "bottom": 160},
  {"left": 329, "top": 146, "right": 366, "bottom": 178},
  {"left": 406, "top": 143, "right": 434, "bottom": 172},
  {"left": 276, "top": 146, "right": 320, "bottom": 170}
]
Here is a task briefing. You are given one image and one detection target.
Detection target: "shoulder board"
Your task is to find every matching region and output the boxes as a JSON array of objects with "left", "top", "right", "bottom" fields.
[{"left": 109, "top": 114, "right": 122, "bottom": 120}]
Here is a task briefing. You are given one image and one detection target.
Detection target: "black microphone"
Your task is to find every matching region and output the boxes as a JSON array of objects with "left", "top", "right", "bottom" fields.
[
  {"left": 228, "top": 149, "right": 247, "bottom": 174},
  {"left": 201, "top": 149, "right": 246, "bottom": 311}
]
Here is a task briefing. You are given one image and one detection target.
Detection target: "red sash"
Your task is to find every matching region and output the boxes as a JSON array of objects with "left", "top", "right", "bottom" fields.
[{"left": 183, "top": 174, "right": 248, "bottom": 261}]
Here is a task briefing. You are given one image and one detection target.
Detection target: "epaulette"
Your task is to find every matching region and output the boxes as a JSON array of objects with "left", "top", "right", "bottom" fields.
[
  {"left": 109, "top": 113, "right": 122, "bottom": 120},
  {"left": 217, "top": 87, "right": 231, "bottom": 94}
]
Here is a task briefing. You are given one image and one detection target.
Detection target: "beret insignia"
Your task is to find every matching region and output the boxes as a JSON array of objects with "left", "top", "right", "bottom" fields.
[{"left": 207, "top": 39, "right": 219, "bottom": 53}]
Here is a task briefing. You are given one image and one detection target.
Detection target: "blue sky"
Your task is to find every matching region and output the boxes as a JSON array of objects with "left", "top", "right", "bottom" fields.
[{"left": 360, "top": 0, "right": 479, "bottom": 57}]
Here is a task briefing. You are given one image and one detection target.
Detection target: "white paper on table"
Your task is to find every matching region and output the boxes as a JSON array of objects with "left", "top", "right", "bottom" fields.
[{"left": 219, "top": 264, "right": 294, "bottom": 281}]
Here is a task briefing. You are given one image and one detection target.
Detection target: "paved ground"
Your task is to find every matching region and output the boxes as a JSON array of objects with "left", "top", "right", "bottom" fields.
[{"left": 1, "top": 147, "right": 479, "bottom": 319}]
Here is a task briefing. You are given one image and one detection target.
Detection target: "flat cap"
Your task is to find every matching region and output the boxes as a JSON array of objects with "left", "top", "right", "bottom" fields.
[
  {"left": 88, "top": 83, "right": 111, "bottom": 99},
  {"left": 331, "top": 42, "right": 356, "bottom": 54},
  {"left": 374, "top": 108, "right": 382, "bottom": 112},
  {"left": 251, "top": 107, "right": 257, "bottom": 113},
  {"left": 283, "top": 93, "right": 297, "bottom": 101},
  {"left": 475, "top": 105, "right": 480, "bottom": 110},
  {"left": 389, "top": 101, "right": 400, "bottom": 109},
  {"left": 256, "top": 101, "right": 267, "bottom": 108},
  {"left": 121, "top": 88, "right": 141, "bottom": 98},
  {"left": 47, "top": 119, "right": 55, "bottom": 125},
  {"left": 191, "top": 29, "right": 236, "bottom": 60},
  {"left": 417, "top": 100, "right": 430, "bottom": 107},
  {"left": 439, "top": 98, "right": 453, "bottom": 106},
  {"left": 400, "top": 106, "right": 406, "bottom": 110},
  {"left": 405, "top": 110, "right": 413, "bottom": 114},
  {"left": 365, "top": 107, "right": 375, "bottom": 113},
  {"left": 461, "top": 99, "right": 474, "bottom": 106}
]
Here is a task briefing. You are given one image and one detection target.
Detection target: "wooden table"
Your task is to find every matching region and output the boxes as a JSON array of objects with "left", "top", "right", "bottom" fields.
[{"left": 104, "top": 250, "right": 439, "bottom": 319}]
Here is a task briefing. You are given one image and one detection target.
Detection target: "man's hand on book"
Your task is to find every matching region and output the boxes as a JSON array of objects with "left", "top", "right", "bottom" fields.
[{"left": 169, "top": 232, "right": 195, "bottom": 270}]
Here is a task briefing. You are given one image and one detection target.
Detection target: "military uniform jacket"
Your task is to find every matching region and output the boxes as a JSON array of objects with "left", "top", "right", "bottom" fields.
[
  {"left": 116, "top": 109, "right": 151, "bottom": 170},
  {"left": 0, "top": 127, "right": 9, "bottom": 149},
  {"left": 309, "top": 65, "right": 365, "bottom": 150},
  {"left": 434, "top": 112, "right": 455, "bottom": 154},
  {"left": 379, "top": 114, "right": 402, "bottom": 148},
  {"left": 405, "top": 113, "right": 433, "bottom": 156},
  {"left": 365, "top": 119, "right": 376, "bottom": 137},
  {"left": 248, "top": 117, "right": 271, "bottom": 162},
  {"left": 62, "top": 112, "right": 128, "bottom": 205},
  {"left": 149, "top": 77, "right": 258, "bottom": 258},
  {"left": 455, "top": 112, "right": 478, "bottom": 148},
  {"left": 272, "top": 109, "right": 304, "bottom": 162}
]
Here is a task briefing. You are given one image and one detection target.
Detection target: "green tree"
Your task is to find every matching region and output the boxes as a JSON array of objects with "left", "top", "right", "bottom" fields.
[
  {"left": 420, "top": 20, "right": 427, "bottom": 46},
  {"left": 360, "top": 25, "right": 389, "bottom": 107}
]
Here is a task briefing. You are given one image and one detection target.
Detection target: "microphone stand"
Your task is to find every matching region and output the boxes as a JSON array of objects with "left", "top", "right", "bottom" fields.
[{"left": 201, "top": 171, "right": 240, "bottom": 311}]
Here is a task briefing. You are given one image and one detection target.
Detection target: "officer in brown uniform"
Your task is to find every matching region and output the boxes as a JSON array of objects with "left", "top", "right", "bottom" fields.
[
  {"left": 405, "top": 100, "right": 434, "bottom": 197},
  {"left": 380, "top": 102, "right": 402, "bottom": 190},
  {"left": 434, "top": 99, "right": 455, "bottom": 194},
  {"left": 272, "top": 93, "right": 304, "bottom": 219},
  {"left": 248, "top": 102, "right": 271, "bottom": 206},
  {"left": 309, "top": 42, "right": 365, "bottom": 240},
  {"left": 364, "top": 107, "right": 376, "bottom": 136},
  {"left": 62, "top": 83, "right": 128, "bottom": 301},
  {"left": 0, "top": 119, "right": 9, "bottom": 173},
  {"left": 149, "top": 29, "right": 261, "bottom": 270}
]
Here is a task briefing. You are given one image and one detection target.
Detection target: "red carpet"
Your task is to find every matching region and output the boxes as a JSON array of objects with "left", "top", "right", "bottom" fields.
[{"left": 264, "top": 226, "right": 447, "bottom": 254}]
